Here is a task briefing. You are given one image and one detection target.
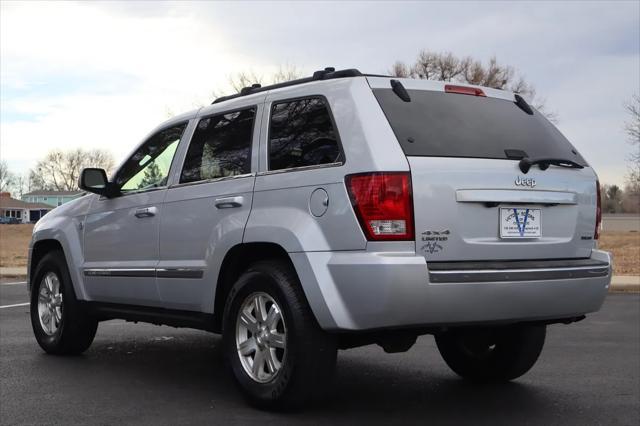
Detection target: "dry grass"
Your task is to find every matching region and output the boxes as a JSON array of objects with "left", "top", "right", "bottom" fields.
[
  {"left": 0, "top": 225, "right": 638, "bottom": 275},
  {"left": 598, "top": 231, "right": 640, "bottom": 275},
  {"left": 0, "top": 224, "right": 34, "bottom": 268}
]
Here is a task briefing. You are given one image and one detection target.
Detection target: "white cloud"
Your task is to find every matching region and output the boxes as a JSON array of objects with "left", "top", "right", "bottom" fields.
[
  {"left": 1, "top": 0, "right": 638, "bottom": 187},
  {"left": 0, "top": 1, "right": 274, "bottom": 171}
]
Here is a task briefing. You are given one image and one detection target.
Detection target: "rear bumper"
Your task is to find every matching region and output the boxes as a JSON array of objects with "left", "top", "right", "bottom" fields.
[{"left": 291, "top": 249, "right": 611, "bottom": 331}]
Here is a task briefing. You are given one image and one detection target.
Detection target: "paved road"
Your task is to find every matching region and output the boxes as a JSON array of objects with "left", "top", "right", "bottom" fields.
[
  {"left": 602, "top": 214, "right": 640, "bottom": 232},
  {"left": 1, "top": 279, "right": 638, "bottom": 426}
]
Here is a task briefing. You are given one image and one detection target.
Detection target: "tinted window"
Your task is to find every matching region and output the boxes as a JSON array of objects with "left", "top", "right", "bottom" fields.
[
  {"left": 115, "top": 124, "right": 186, "bottom": 193},
  {"left": 373, "top": 89, "right": 587, "bottom": 165},
  {"left": 180, "top": 108, "right": 255, "bottom": 183},
  {"left": 269, "top": 97, "right": 341, "bottom": 171}
]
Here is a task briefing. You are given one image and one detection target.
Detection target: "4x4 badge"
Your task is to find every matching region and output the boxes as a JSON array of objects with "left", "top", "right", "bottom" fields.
[
  {"left": 421, "top": 229, "right": 450, "bottom": 254},
  {"left": 515, "top": 176, "right": 536, "bottom": 188}
]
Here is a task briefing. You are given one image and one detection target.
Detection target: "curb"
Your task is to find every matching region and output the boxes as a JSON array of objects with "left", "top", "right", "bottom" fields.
[
  {"left": 609, "top": 276, "right": 640, "bottom": 293},
  {"left": 0, "top": 268, "right": 27, "bottom": 279}
]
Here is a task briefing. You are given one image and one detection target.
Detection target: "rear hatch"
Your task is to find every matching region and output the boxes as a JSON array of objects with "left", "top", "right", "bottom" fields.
[{"left": 369, "top": 77, "right": 598, "bottom": 262}]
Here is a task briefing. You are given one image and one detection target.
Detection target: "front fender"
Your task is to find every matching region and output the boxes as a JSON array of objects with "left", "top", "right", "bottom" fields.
[{"left": 29, "top": 195, "right": 94, "bottom": 299}]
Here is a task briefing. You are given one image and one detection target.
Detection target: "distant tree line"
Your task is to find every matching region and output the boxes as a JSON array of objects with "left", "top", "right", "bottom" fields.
[
  {"left": 601, "top": 184, "right": 639, "bottom": 214},
  {"left": 0, "top": 149, "right": 114, "bottom": 198}
]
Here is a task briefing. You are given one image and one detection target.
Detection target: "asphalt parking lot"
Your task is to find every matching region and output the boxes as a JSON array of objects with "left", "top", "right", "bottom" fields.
[{"left": 1, "top": 279, "right": 638, "bottom": 426}]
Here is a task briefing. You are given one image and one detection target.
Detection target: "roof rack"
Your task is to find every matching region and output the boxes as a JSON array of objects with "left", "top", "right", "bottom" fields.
[{"left": 212, "top": 67, "right": 363, "bottom": 104}]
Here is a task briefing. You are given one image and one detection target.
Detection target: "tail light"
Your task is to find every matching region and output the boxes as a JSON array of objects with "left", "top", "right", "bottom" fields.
[
  {"left": 595, "top": 180, "right": 602, "bottom": 240},
  {"left": 445, "top": 84, "right": 486, "bottom": 97},
  {"left": 345, "top": 172, "right": 414, "bottom": 241}
]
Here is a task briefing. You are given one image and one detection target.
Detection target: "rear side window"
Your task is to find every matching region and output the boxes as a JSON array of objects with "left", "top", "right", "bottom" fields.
[
  {"left": 373, "top": 89, "right": 587, "bottom": 165},
  {"left": 268, "top": 97, "right": 342, "bottom": 171},
  {"left": 180, "top": 108, "right": 255, "bottom": 184}
]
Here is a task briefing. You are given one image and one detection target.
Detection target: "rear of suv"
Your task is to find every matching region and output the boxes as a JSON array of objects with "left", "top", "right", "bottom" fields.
[{"left": 28, "top": 68, "right": 611, "bottom": 409}]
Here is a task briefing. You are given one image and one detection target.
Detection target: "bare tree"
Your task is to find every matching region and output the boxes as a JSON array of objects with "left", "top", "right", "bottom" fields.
[
  {"left": 390, "top": 51, "right": 556, "bottom": 121},
  {"left": 0, "top": 161, "right": 15, "bottom": 192},
  {"left": 30, "top": 149, "right": 115, "bottom": 191},
  {"left": 624, "top": 93, "right": 640, "bottom": 195},
  {"left": 11, "top": 174, "right": 27, "bottom": 198},
  {"left": 213, "top": 64, "right": 303, "bottom": 100}
]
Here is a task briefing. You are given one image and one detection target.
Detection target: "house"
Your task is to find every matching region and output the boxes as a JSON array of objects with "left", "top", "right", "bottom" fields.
[
  {"left": 0, "top": 192, "right": 52, "bottom": 223},
  {"left": 22, "top": 190, "right": 83, "bottom": 207}
]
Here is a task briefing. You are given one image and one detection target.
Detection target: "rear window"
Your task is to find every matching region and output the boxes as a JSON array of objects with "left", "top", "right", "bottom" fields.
[
  {"left": 373, "top": 89, "right": 587, "bottom": 165},
  {"left": 268, "top": 97, "right": 342, "bottom": 171}
]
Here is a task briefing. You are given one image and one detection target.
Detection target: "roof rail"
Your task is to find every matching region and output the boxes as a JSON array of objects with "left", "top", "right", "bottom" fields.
[{"left": 212, "top": 67, "right": 363, "bottom": 104}]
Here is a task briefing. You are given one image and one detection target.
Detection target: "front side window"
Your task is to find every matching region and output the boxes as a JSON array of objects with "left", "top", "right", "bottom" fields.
[
  {"left": 180, "top": 108, "right": 255, "bottom": 184},
  {"left": 115, "top": 123, "right": 187, "bottom": 193},
  {"left": 268, "top": 97, "right": 341, "bottom": 171}
]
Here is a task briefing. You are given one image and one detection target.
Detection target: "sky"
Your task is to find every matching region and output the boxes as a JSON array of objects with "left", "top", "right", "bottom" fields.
[{"left": 1, "top": 0, "right": 639, "bottom": 187}]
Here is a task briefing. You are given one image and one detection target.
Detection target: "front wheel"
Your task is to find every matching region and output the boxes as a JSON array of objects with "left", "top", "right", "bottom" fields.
[
  {"left": 222, "top": 261, "right": 337, "bottom": 409},
  {"left": 435, "top": 324, "right": 546, "bottom": 382},
  {"left": 30, "top": 251, "right": 98, "bottom": 355}
]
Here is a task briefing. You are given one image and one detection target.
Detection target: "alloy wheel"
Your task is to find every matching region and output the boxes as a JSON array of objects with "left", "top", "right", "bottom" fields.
[
  {"left": 235, "top": 292, "right": 287, "bottom": 383},
  {"left": 37, "top": 272, "right": 63, "bottom": 336}
]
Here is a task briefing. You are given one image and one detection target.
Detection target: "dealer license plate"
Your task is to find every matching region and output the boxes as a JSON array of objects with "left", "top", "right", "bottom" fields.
[{"left": 500, "top": 208, "right": 541, "bottom": 238}]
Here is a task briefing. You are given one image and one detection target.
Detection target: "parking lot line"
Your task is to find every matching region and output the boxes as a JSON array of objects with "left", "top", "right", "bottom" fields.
[
  {"left": 1, "top": 281, "right": 27, "bottom": 286},
  {"left": 0, "top": 302, "right": 29, "bottom": 309}
]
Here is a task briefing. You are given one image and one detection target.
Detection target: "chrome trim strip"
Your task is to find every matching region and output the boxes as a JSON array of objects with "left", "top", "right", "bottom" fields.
[
  {"left": 257, "top": 162, "right": 344, "bottom": 176},
  {"left": 429, "top": 265, "right": 610, "bottom": 283},
  {"left": 456, "top": 189, "right": 577, "bottom": 205},
  {"left": 168, "top": 173, "right": 255, "bottom": 189},
  {"left": 156, "top": 268, "right": 204, "bottom": 279},
  {"left": 98, "top": 186, "right": 166, "bottom": 201},
  {"left": 84, "top": 269, "right": 156, "bottom": 278},
  {"left": 84, "top": 268, "right": 204, "bottom": 279}
]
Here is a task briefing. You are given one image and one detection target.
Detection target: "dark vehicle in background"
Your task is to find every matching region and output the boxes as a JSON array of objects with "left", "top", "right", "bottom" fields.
[{"left": 0, "top": 217, "right": 22, "bottom": 224}]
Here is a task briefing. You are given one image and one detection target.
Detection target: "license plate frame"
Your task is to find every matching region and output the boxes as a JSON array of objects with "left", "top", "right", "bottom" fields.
[{"left": 499, "top": 207, "right": 541, "bottom": 238}]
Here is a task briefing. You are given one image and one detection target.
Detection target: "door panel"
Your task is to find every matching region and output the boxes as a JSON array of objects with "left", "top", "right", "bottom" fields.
[
  {"left": 83, "top": 190, "right": 166, "bottom": 306},
  {"left": 156, "top": 104, "right": 261, "bottom": 312},
  {"left": 82, "top": 121, "right": 189, "bottom": 306},
  {"left": 158, "top": 177, "right": 254, "bottom": 311}
]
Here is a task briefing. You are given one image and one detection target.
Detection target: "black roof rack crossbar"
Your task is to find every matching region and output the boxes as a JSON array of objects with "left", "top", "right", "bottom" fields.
[{"left": 212, "top": 67, "right": 363, "bottom": 104}]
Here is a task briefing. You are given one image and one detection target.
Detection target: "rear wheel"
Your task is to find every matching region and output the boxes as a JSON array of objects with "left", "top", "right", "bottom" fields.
[
  {"left": 30, "top": 251, "right": 98, "bottom": 355},
  {"left": 222, "top": 260, "right": 337, "bottom": 409},
  {"left": 435, "top": 325, "right": 546, "bottom": 382}
]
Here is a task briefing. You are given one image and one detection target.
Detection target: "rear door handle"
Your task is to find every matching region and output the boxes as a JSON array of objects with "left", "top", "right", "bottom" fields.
[
  {"left": 215, "top": 196, "right": 244, "bottom": 209},
  {"left": 134, "top": 206, "right": 157, "bottom": 218}
]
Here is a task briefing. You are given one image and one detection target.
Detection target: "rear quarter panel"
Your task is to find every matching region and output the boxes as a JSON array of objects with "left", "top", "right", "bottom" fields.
[{"left": 244, "top": 77, "right": 410, "bottom": 252}]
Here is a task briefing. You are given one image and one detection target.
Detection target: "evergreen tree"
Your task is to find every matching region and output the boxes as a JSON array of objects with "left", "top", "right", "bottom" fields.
[{"left": 138, "top": 162, "right": 162, "bottom": 189}]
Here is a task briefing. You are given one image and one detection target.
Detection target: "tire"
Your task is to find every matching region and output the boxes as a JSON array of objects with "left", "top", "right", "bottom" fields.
[
  {"left": 435, "top": 324, "right": 546, "bottom": 382},
  {"left": 222, "top": 260, "right": 337, "bottom": 409},
  {"left": 30, "top": 250, "right": 98, "bottom": 355}
]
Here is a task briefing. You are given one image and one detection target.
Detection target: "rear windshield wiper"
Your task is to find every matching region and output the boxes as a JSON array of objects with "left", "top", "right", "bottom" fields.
[{"left": 519, "top": 157, "right": 584, "bottom": 174}]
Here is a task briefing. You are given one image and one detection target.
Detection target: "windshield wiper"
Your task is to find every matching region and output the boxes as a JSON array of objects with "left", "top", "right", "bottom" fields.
[{"left": 519, "top": 157, "right": 584, "bottom": 174}]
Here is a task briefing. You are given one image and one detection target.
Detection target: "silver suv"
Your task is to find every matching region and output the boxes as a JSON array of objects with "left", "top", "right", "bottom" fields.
[{"left": 28, "top": 68, "right": 611, "bottom": 409}]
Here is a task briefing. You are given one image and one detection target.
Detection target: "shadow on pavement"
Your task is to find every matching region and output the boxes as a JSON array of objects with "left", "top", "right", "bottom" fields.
[{"left": 20, "top": 329, "right": 571, "bottom": 424}]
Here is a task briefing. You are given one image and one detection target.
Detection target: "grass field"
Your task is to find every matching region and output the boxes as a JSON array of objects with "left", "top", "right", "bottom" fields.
[
  {"left": 0, "top": 224, "right": 34, "bottom": 268},
  {"left": 1, "top": 224, "right": 638, "bottom": 275},
  {"left": 598, "top": 231, "right": 640, "bottom": 275}
]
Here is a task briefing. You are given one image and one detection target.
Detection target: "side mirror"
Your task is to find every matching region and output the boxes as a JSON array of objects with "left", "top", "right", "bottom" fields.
[{"left": 79, "top": 168, "right": 118, "bottom": 198}]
